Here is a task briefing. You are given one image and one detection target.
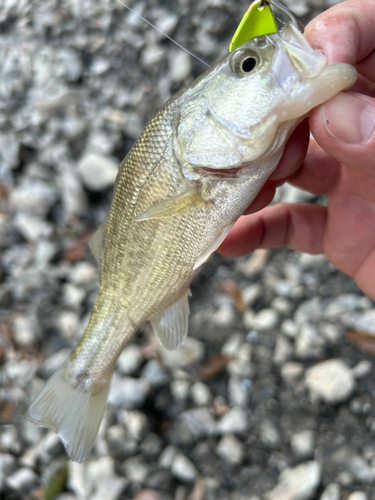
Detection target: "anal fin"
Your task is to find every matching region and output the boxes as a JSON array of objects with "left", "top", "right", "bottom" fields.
[
  {"left": 193, "top": 223, "right": 234, "bottom": 270},
  {"left": 151, "top": 291, "right": 190, "bottom": 351}
]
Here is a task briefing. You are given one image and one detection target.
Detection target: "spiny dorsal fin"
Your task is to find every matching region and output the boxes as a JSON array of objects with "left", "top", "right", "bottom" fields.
[
  {"left": 89, "top": 223, "right": 106, "bottom": 266},
  {"left": 151, "top": 291, "right": 190, "bottom": 351}
]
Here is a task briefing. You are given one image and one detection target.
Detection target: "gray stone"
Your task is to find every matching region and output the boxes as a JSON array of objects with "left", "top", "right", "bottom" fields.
[
  {"left": 296, "top": 323, "right": 325, "bottom": 359},
  {"left": 273, "top": 335, "right": 294, "bottom": 365},
  {"left": 348, "top": 493, "right": 368, "bottom": 500},
  {"left": 305, "top": 359, "right": 355, "bottom": 404},
  {"left": 141, "top": 360, "right": 169, "bottom": 387},
  {"left": 269, "top": 461, "right": 321, "bottom": 500},
  {"left": 169, "top": 50, "right": 192, "bottom": 82},
  {"left": 324, "top": 294, "right": 372, "bottom": 319},
  {"left": 123, "top": 455, "right": 150, "bottom": 484},
  {"left": 290, "top": 431, "right": 315, "bottom": 459},
  {"left": 171, "top": 453, "right": 198, "bottom": 483},
  {"left": 260, "top": 420, "right": 280, "bottom": 448},
  {"left": 352, "top": 360, "right": 373, "bottom": 379},
  {"left": 217, "top": 407, "right": 248, "bottom": 434},
  {"left": 10, "top": 179, "right": 58, "bottom": 217},
  {"left": 281, "top": 362, "right": 304, "bottom": 383},
  {"left": 0, "top": 453, "right": 17, "bottom": 484},
  {"left": 190, "top": 381, "right": 212, "bottom": 406},
  {"left": 0, "top": 425, "right": 22, "bottom": 455},
  {"left": 294, "top": 298, "right": 323, "bottom": 325},
  {"left": 216, "top": 433, "right": 244, "bottom": 465},
  {"left": 108, "top": 373, "right": 150, "bottom": 408},
  {"left": 6, "top": 467, "right": 39, "bottom": 492},
  {"left": 250, "top": 308, "right": 280, "bottom": 331},
  {"left": 180, "top": 408, "right": 216, "bottom": 439},
  {"left": 119, "top": 410, "right": 148, "bottom": 441},
  {"left": 281, "top": 319, "right": 299, "bottom": 338},
  {"left": 342, "top": 309, "right": 375, "bottom": 335},
  {"left": 170, "top": 379, "right": 191, "bottom": 401},
  {"left": 228, "top": 376, "right": 251, "bottom": 407},
  {"left": 272, "top": 296, "right": 293, "bottom": 315},
  {"left": 161, "top": 337, "right": 204, "bottom": 367},
  {"left": 159, "top": 445, "right": 177, "bottom": 469},
  {"left": 212, "top": 303, "right": 236, "bottom": 327},
  {"left": 13, "top": 213, "right": 53, "bottom": 241},
  {"left": 116, "top": 345, "right": 143, "bottom": 376},
  {"left": 87, "top": 456, "right": 128, "bottom": 500},
  {"left": 319, "top": 483, "right": 340, "bottom": 500},
  {"left": 78, "top": 152, "right": 118, "bottom": 191}
]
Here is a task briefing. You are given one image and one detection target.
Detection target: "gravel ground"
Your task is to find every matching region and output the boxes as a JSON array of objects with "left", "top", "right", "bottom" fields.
[{"left": 2, "top": 1, "right": 375, "bottom": 500}]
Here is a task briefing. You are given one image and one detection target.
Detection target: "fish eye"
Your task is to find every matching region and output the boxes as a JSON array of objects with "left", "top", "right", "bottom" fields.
[
  {"left": 242, "top": 57, "right": 257, "bottom": 73},
  {"left": 229, "top": 50, "right": 260, "bottom": 76}
]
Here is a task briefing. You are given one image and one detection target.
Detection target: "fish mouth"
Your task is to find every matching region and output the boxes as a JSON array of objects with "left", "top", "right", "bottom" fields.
[{"left": 197, "top": 166, "right": 245, "bottom": 177}]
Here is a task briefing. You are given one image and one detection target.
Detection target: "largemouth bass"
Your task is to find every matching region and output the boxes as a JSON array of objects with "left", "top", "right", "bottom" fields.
[{"left": 27, "top": 23, "right": 357, "bottom": 462}]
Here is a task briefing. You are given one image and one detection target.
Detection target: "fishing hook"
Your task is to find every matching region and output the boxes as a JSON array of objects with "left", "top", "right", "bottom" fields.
[{"left": 259, "top": 0, "right": 304, "bottom": 32}]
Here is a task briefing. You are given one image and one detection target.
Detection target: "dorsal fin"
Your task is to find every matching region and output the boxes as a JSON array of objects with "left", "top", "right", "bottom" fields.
[{"left": 89, "top": 223, "right": 107, "bottom": 267}]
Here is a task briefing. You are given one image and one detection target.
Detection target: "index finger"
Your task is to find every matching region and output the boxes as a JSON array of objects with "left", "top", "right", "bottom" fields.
[{"left": 304, "top": 0, "right": 375, "bottom": 66}]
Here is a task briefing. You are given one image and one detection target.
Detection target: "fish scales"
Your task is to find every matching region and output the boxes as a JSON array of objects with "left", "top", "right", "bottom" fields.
[{"left": 27, "top": 23, "right": 357, "bottom": 462}]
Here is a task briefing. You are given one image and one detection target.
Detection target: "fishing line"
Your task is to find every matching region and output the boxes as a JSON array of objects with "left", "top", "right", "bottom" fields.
[{"left": 116, "top": 0, "right": 210, "bottom": 67}]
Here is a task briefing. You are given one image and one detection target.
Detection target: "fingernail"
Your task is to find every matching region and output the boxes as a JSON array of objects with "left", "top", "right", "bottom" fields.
[{"left": 322, "top": 92, "right": 375, "bottom": 144}]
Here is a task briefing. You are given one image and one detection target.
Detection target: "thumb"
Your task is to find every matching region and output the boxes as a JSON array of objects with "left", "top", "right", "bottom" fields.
[{"left": 310, "top": 91, "right": 375, "bottom": 176}]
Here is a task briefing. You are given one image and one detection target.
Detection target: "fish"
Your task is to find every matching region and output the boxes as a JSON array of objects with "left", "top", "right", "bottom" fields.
[{"left": 27, "top": 22, "right": 357, "bottom": 463}]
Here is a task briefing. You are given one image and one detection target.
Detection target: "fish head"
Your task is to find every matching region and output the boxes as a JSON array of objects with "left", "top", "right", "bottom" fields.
[{"left": 175, "top": 23, "right": 357, "bottom": 178}]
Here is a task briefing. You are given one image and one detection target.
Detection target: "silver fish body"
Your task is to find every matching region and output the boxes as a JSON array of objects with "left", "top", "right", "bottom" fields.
[{"left": 27, "top": 24, "right": 357, "bottom": 462}]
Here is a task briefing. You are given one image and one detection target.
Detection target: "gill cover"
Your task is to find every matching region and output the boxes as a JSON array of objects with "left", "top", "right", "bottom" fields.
[{"left": 174, "top": 23, "right": 357, "bottom": 175}]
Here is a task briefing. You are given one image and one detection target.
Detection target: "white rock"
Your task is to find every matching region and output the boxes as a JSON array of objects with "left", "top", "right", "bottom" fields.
[
  {"left": 159, "top": 445, "right": 177, "bottom": 469},
  {"left": 217, "top": 407, "right": 248, "bottom": 434},
  {"left": 123, "top": 455, "right": 149, "bottom": 484},
  {"left": 228, "top": 376, "right": 251, "bottom": 407},
  {"left": 169, "top": 50, "right": 192, "bottom": 82},
  {"left": 213, "top": 303, "right": 236, "bottom": 327},
  {"left": 108, "top": 373, "right": 150, "bottom": 407},
  {"left": 281, "top": 319, "right": 299, "bottom": 338},
  {"left": 116, "top": 345, "right": 143, "bottom": 376},
  {"left": 273, "top": 335, "right": 294, "bottom": 365},
  {"left": 10, "top": 179, "right": 57, "bottom": 216},
  {"left": 347, "top": 493, "right": 368, "bottom": 500},
  {"left": 13, "top": 213, "right": 53, "bottom": 241},
  {"left": 120, "top": 410, "right": 148, "bottom": 441},
  {"left": 268, "top": 461, "right": 321, "bottom": 500},
  {"left": 170, "top": 379, "right": 191, "bottom": 401},
  {"left": 250, "top": 308, "right": 280, "bottom": 331},
  {"left": 180, "top": 408, "right": 216, "bottom": 438},
  {"left": 6, "top": 468, "right": 39, "bottom": 491},
  {"left": 171, "top": 453, "right": 198, "bottom": 482},
  {"left": 78, "top": 152, "right": 118, "bottom": 191},
  {"left": 290, "top": 430, "right": 315, "bottom": 459},
  {"left": 161, "top": 337, "right": 204, "bottom": 367},
  {"left": 216, "top": 433, "right": 244, "bottom": 465},
  {"left": 190, "top": 382, "right": 212, "bottom": 406},
  {"left": 296, "top": 322, "right": 325, "bottom": 359},
  {"left": 352, "top": 360, "right": 373, "bottom": 379},
  {"left": 260, "top": 420, "right": 280, "bottom": 447},
  {"left": 319, "top": 483, "right": 340, "bottom": 500},
  {"left": 221, "top": 333, "right": 245, "bottom": 356},
  {"left": 141, "top": 360, "right": 169, "bottom": 387},
  {"left": 324, "top": 294, "right": 372, "bottom": 319},
  {"left": 342, "top": 309, "right": 375, "bottom": 335},
  {"left": 281, "top": 362, "right": 304, "bottom": 383},
  {"left": 242, "top": 284, "right": 262, "bottom": 305},
  {"left": 305, "top": 359, "right": 355, "bottom": 404},
  {"left": 271, "top": 296, "right": 293, "bottom": 315}
]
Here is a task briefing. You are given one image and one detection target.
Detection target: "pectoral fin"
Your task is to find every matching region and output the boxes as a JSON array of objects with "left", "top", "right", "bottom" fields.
[
  {"left": 151, "top": 291, "right": 190, "bottom": 351},
  {"left": 193, "top": 223, "right": 234, "bottom": 270},
  {"left": 136, "top": 188, "right": 209, "bottom": 222},
  {"left": 89, "top": 223, "right": 107, "bottom": 266}
]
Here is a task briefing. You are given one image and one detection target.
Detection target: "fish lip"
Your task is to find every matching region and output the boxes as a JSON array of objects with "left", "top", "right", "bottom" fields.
[{"left": 196, "top": 166, "right": 244, "bottom": 178}]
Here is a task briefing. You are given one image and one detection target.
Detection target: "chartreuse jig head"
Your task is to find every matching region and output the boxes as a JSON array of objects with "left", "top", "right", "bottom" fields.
[{"left": 229, "top": 0, "right": 304, "bottom": 52}]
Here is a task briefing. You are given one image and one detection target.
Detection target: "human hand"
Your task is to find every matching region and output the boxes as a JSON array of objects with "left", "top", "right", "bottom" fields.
[{"left": 219, "top": 0, "right": 375, "bottom": 299}]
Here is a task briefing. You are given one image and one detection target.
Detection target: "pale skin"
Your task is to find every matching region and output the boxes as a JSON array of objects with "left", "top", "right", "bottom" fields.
[{"left": 219, "top": 0, "right": 375, "bottom": 300}]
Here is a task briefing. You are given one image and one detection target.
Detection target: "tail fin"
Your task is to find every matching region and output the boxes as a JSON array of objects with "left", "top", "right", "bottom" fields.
[{"left": 27, "top": 360, "right": 110, "bottom": 463}]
